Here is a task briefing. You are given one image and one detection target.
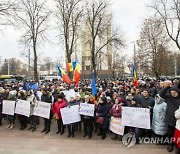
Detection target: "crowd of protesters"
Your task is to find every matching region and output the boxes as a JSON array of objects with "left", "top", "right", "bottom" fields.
[{"left": 0, "top": 78, "right": 180, "bottom": 154}]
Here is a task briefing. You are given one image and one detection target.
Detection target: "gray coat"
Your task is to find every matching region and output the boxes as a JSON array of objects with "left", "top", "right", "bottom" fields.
[{"left": 152, "top": 99, "right": 168, "bottom": 136}]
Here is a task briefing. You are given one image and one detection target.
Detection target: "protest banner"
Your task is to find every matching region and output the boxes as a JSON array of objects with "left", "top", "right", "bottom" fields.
[
  {"left": 122, "top": 107, "right": 151, "bottom": 129},
  {"left": 33, "top": 101, "right": 51, "bottom": 119},
  {"left": 2, "top": 100, "right": 16, "bottom": 115},
  {"left": 15, "top": 100, "right": 31, "bottom": 117},
  {"left": 79, "top": 103, "right": 95, "bottom": 117},
  {"left": 61, "top": 105, "right": 81, "bottom": 125},
  {"left": 110, "top": 117, "right": 124, "bottom": 135}
]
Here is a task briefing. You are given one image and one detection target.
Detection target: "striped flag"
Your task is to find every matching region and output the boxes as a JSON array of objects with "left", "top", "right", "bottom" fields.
[
  {"left": 57, "top": 65, "right": 71, "bottom": 85},
  {"left": 131, "top": 65, "right": 138, "bottom": 87}
]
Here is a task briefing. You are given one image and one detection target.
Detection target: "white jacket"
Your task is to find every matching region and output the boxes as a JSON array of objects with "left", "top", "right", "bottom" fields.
[{"left": 175, "top": 107, "right": 180, "bottom": 131}]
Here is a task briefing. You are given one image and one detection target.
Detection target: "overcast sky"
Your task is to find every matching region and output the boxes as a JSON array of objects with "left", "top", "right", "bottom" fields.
[{"left": 0, "top": 0, "right": 153, "bottom": 64}]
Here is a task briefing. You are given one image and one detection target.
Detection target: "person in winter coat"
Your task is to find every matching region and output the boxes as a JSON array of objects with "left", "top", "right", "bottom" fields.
[
  {"left": 149, "top": 81, "right": 157, "bottom": 98},
  {"left": 6, "top": 90, "right": 17, "bottom": 130},
  {"left": 159, "top": 81, "right": 180, "bottom": 152},
  {"left": 109, "top": 97, "right": 123, "bottom": 140},
  {"left": 126, "top": 93, "right": 133, "bottom": 106},
  {"left": 75, "top": 94, "right": 82, "bottom": 132},
  {"left": 0, "top": 88, "right": 5, "bottom": 126},
  {"left": 52, "top": 94, "right": 66, "bottom": 135},
  {"left": 41, "top": 88, "right": 52, "bottom": 134},
  {"left": 18, "top": 91, "right": 28, "bottom": 130},
  {"left": 151, "top": 94, "right": 168, "bottom": 144},
  {"left": 174, "top": 107, "right": 180, "bottom": 154},
  {"left": 82, "top": 95, "right": 94, "bottom": 139},
  {"left": 137, "top": 89, "right": 155, "bottom": 139},
  {"left": 67, "top": 96, "right": 79, "bottom": 138},
  {"left": 27, "top": 90, "right": 37, "bottom": 132},
  {"left": 96, "top": 96, "right": 110, "bottom": 139}
]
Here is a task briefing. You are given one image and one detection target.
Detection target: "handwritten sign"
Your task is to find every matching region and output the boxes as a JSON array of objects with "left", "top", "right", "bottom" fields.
[
  {"left": 61, "top": 105, "right": 81, "bottom": 125},
  {"left": 110, "top": 117, "right": 124, "bottom": 135},
  {"left": 79, "top": 103, "right": 95, "bottom": 117},
  {"left": 2, "top": 100, "right": 16, "bottom": 115},
  {"left": 33, "top": 101, "right": 51, "bottom": 119},
  {"left": 122, "top": 107, "right": 151, "bottom": 129},
  {"left": 15, "top": 100, "right": 31, "bottom": 117}
]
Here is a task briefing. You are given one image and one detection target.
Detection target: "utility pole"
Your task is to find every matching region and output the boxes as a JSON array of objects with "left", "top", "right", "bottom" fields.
[
  {"left": 133, "top": 41, "right": 136, "bottom": 65},
  {"left": 8, "top": 59, "right": 10, "bottom": 75},
  {"left": 175, "top": 58, "right": 177, "bottom": 77},
  {"left": 28, "top": 48, "right": 31, "bottom": 81}
]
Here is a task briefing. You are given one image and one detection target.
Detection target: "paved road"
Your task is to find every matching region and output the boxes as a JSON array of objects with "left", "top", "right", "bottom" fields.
[{"left": 0, "top": 119, "right": 170, "bottom": 154}]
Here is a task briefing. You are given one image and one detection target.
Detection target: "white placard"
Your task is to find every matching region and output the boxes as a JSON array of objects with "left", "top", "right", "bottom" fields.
[
  {"left": 2, "top": 100, "right": 16, "bottom": 115},
  {"left": 79, "top": 103, "right": 95, "bottom": 117},
  {"left": 122, "top": 107, "right": 151, "bottom": 129},
  {"left": 60, "top": 105, "right": 81, "bottom": 125},
  {"left": 110, "top": 117, "right": 125, "bottom": 135},
  {"left": 15, "top": 100, "right": 31, "bottom": 117},
  {"left": 33, "top": 101, "right": 51, "bottom": 119}
]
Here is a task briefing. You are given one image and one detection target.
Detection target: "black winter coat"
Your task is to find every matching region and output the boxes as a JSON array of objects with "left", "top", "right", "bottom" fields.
[
  {"left": 97, "top": 103, "right": 111, "bottom": 129},
  {"left": 159, "top": 86, "right": 180, "bottom": 127}
]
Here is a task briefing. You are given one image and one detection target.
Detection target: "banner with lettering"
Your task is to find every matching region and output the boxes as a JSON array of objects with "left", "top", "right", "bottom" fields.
[
  {"left": 110, "top": 117, "right": 124, "bottom": 135},
  {"left": 122, "top": 107, "right": 151, "bottom": 129}
]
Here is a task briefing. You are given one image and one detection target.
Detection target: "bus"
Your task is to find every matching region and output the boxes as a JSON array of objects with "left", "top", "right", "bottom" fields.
[{"left": 0, "top": 75, "right": 24, "bottom": 82}]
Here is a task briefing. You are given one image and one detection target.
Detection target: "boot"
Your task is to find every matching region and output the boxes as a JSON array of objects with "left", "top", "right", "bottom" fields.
[
  {"left": 28, "top": 127, "right": 33, "bottom": 130},
  {"left": 67, "top": 133, "right": 71, "bottom": 138},
  {"left": 32, "top": 128, "right": 36, "bottom": 132},
  {"left": 60, "top": 131, "right": 64, "bottom": 135},
  {"left": 56, "top": 130, "right": 61, "bottom": 134},
  {"left": 41, "top": 128, "right": 46, "bottom": 133},
  {"left": 45, "top": 129, "right": 50, "bottom": 134}
]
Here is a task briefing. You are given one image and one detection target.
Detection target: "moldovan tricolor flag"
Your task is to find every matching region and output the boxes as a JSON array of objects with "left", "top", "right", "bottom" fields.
[
  {"left": 66, "top": 63, "right": 73, "bottom": 72},
  {"left": 73, "top": 63, "right": 81, "bottom": 86},
  {"left": 131, "top": 64, "right": 138, "bottom": 88},
  {"left": 57, "top": 65, "right": 71, "bottom": 85}
]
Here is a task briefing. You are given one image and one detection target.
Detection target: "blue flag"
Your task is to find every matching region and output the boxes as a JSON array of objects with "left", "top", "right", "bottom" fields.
[
  {"left": 91, "top": 71, "right": 97, "bottom": 96},
  {"left": 131, "top": 64, "right": 135, "bottom": 77},
  {"left": 57, "top": 65, "right": 62, "bottom": 78},
  {"left": 72, "top": 61, "right": 77, "bottom": 71},
  {"left": 23, "top": 82, "right": 27, "bottom": 91},
  {"left": 31, "top": 83, "right": 39, "bottom": 91}
]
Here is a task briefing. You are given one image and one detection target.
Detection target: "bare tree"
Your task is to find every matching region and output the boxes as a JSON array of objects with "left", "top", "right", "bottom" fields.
[
  {"left": 151, "top": 0, "right": 180, "bottom": 50},
  {"left": 14, "top": 0, "right": 51, "bottom": 81},
  {"left": 85, "top": 0, "right": 124, "bottom": 78},
  {"left": 55, "top": 0, "right": 83, "bottom": 65},
  {"left": 0, "top": 0, "right": 16, "bottom": 25},
  {"left": 137, "top": 17, "right": 171, "bottom": 78},
  {"left": 43, "top": 57, "right": 53, "bottom": 75}
]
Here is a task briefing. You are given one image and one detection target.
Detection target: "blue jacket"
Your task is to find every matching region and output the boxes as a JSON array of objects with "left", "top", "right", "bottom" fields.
[{"left": 152, "top": 99, "right": 168, "bottom": 135}]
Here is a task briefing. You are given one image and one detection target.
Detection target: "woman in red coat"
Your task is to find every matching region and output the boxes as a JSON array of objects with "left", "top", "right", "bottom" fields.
[
  {"left": 109, "top": 97, "right": 124, "bottom": 140},
  {"left": 52, "top": 94, "right": 67, "bottom": 135}
]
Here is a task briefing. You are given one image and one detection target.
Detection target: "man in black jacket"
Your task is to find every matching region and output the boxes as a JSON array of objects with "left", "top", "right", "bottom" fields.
[
  {"left": 136, "top": 89, "right": 155, "bottom": 143},
  {"left": 159, "top": 81, "right": 180, "bottom": 152},
  {"left": 41, "top": 88, "right": 52, "bottom": 134}
]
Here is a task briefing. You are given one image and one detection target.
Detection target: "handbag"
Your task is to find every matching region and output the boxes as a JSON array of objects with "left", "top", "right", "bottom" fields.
[{"left": 96, "top": 117, "right": 105, "bottom": 125}]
